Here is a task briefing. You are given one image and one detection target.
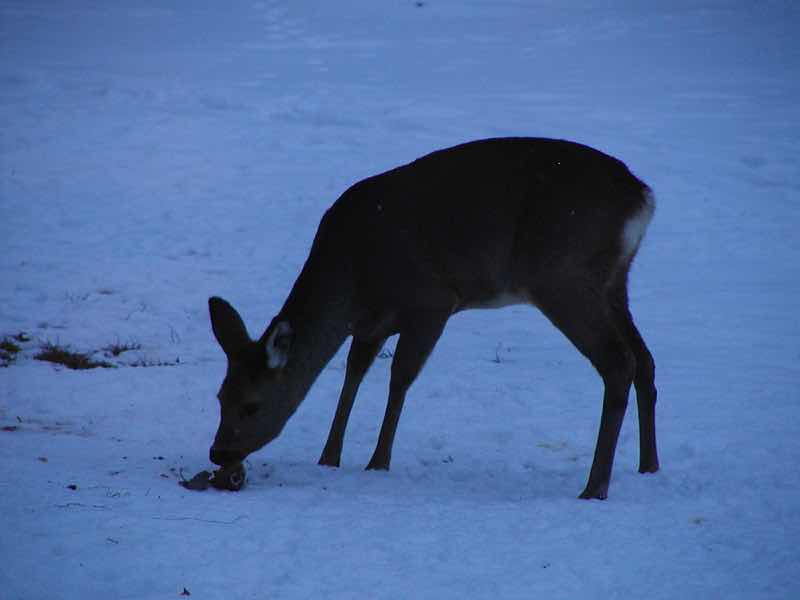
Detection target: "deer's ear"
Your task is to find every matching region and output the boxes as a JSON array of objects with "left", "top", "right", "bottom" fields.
[
  {"left": 209, "top": 297, "right": 251, "bottom": 358},
  {"left": 263, "top": 321, "right": 293, "bottom": 370}
]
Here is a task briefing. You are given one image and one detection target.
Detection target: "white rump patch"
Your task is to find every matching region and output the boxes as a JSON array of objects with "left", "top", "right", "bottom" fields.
[{"left": 620, "top": 190, "right": 655, "bottom": 259}]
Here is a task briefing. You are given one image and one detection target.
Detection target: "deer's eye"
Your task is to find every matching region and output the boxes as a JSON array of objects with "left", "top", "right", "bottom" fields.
[{"left": 241, "top": 403, "right": 260, "bottom": 418}]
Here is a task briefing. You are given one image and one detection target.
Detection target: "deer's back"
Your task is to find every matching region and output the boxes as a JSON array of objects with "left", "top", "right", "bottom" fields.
[{"left": 317, "top": 138, "right": 651, "bottom": 312}]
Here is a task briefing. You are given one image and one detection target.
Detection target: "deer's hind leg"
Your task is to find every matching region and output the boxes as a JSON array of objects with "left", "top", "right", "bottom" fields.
[
  {"left": 535, "top": 283, "right": 636, "bottom": 500},
  {"left": 608, "top": 275, "right": 659, "bottom": 474}
]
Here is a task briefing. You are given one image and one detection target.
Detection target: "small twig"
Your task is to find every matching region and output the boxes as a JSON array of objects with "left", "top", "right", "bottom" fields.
[
  {"left": 151, "top": 515, "right": 247, "bottom": 525},
  {"left": 124, "top": 302, "right": 147, "bottom": 321},
  {"left": 493, "top": 342, "right": 503, "bottom": 364},
  {"left": 55, "top": 503, "right": 110, "bottom": 510}
]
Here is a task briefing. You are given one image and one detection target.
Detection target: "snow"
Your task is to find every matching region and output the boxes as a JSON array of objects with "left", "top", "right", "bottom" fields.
[{"left": 1, "top": 1, "right": 798, "bottom": 598}]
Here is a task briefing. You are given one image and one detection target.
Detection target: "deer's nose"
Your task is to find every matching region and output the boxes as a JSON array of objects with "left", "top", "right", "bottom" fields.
[{"left": 209, "top": 446, "right": 245, "bottom": 466}]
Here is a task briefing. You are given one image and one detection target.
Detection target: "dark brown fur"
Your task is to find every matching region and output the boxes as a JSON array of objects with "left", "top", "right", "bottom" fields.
[{"left": 208, "top": 138, "right": 658, "bottom": 499}]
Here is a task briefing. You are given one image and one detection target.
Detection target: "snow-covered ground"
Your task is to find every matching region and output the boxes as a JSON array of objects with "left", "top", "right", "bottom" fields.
[{"left": 1, "top": 1, "right": 798, "bottom": 598}]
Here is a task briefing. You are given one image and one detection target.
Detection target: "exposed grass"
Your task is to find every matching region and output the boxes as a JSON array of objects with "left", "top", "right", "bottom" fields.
[
  {"left": 1, "top": 338, "right": 22, "bottom": 367},
  {"left": 35, "top": 342, "right": 114, "bottom": 370},
  {"left": 103, "top": 340, "right": 142, "bottom": 357},
  {"left": 5, "top": 335, "right": 176, "bottom": 370},
  {"left": 1, "top": 340, "right": 21, "bottom": 354},
  {"left": 128, "top": 357, "right": 180, "bottom": 368}
]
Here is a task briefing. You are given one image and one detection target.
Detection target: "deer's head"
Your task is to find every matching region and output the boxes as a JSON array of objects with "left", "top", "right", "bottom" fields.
[{"left": 207, "top": 297, "right": 294, "bottom": 466}]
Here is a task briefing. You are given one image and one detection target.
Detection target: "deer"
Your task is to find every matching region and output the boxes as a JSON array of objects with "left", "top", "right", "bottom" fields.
[{"left": 207, "top": 137, "right": 659, "bottom": 499}]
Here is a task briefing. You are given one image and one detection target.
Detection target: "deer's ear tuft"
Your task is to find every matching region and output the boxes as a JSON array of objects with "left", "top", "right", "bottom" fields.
[{"left": 264, "top": 321, "right": 293, "bottom": 370}]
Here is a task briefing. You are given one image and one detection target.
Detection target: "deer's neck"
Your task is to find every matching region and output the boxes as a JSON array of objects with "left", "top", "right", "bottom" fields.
[{"left": 274, "top": 247, "right": 354, "bottom": 415}]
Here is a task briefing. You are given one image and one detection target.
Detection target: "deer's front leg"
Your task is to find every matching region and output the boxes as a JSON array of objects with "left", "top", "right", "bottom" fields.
[
  {"left": 319, "top": 336, "right": 386, "bottom": 467},
  {"left": 366, "top": 310, "right": 449, "bottom": 471}
]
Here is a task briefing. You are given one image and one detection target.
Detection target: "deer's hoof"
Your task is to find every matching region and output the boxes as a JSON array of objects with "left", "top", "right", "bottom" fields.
[
  {"left": 365, "top": 460, "right": 389, "bottom": 471},
  {"left": 318, "top": 455, "right": 341, "bottom": 468},
  {"left": 638, "top": 461, "right": 660, "bottom": 474},
  {"left": 578, "top": 483, "right": 608, "bottom": 500}
]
